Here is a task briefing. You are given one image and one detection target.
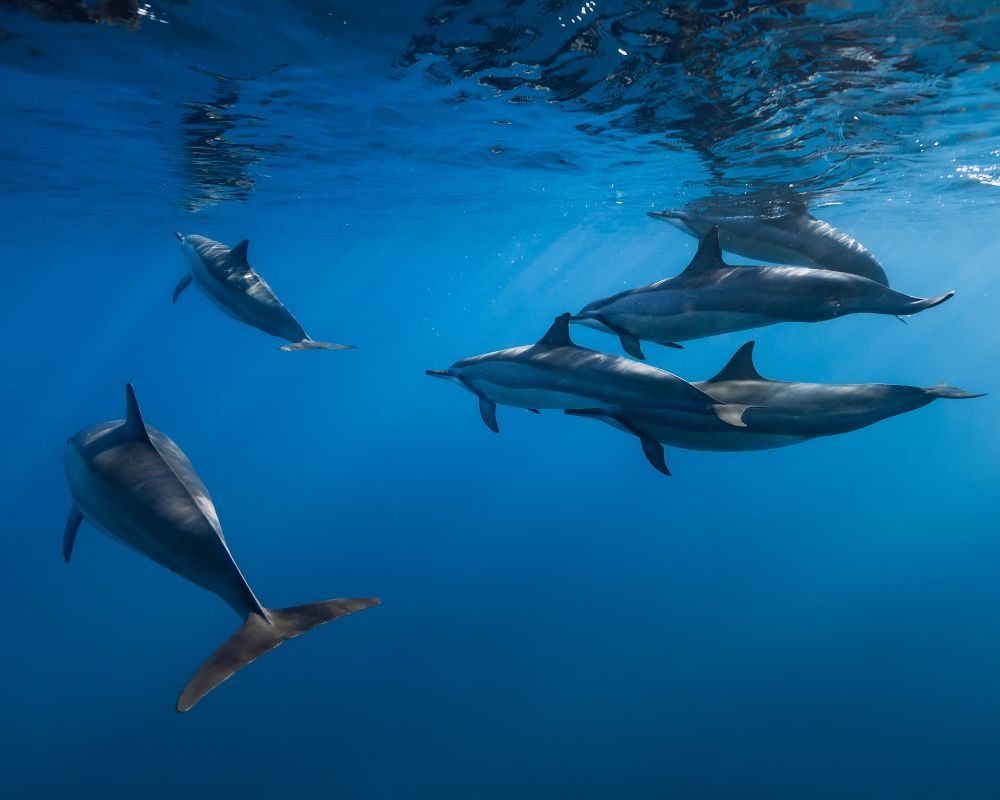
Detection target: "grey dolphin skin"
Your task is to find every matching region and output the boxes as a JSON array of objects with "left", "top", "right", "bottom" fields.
[
  {"left": 567, "top": 341, "right": 984, "bottom": 474},
  {"left": 173, "top": 232, "right": 355, "bottom": 351},
  {"left": 426, "top": 312, "right": 752, "bottom": 435},
  {"left": 572, "top": 227, "right": 953, "bottom": 360},
  {"left": 62, "top": 384, "right": 379, "bottom": 712},
  {"left": 647, "top": 200, "right": 889, "bottom": 286}
]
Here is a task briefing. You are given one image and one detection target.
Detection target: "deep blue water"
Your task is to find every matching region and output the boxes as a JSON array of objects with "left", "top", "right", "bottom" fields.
[{"left": 1, "top": 1, "right": 999, "bottom": 797}]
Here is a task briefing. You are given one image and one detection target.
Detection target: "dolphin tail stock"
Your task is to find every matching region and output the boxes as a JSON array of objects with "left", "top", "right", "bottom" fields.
[
  {"left": 925, "top": 384, "right": 987, "bottom": 400},
  {"left": 279, "top": 338, "right": 357, "bottom": 352},
  {"left": 177, "top": 596, "right": 380, "bottom": 712},
  {"left": 900, "top": 290, "right": 955, "bottom": 315}
]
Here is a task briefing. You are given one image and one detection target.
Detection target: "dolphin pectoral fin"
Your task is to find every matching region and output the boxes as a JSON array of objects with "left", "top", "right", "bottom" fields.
[
  {"left": 172, "top": 273, "right": 192, "bottom": 304},
  {"left": 591, "top": 411, "right": 672, "bottom": 476},
  {"left": 177, "top": 597, "right": 379, "bottom": 712},
  {"left": 618, "top": 332, "right": 646, "bottom": 361},
  {"left": 279, "top": 339, "right": 356, "bottom": 351},
  {"left": 639, "top": 436, "right": 671, "bottom": 477},
  {"left": 714, "top": 404, "right": 753, "bottom": 428},
  {"left": 895, "top": 315, "right": 908, "bottom": 325},
  {"left": 527, "top": 408, "right": 541, "bottom": 414},
  {"left": 63, "top": 505, "right": 82, "bottom": 563},
  {"left": 479, "top": 396, "right": 499, "bottom": 433}
]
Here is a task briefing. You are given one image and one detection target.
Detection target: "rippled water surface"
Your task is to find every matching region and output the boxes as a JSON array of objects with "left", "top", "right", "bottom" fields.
[{"left": 1, "top": 2, "right": 999, "bottom": 798}]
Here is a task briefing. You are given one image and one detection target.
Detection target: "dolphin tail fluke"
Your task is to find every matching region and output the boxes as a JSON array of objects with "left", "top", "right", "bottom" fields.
[
  {"left": 177, "top": 597, "right": 380, "bottom": 713},
  {"left": 279, "top": 339, "right": 357, "bottom": 352},
  {"left": 926, "top": 384, "right": 987, "bottom": 400},
  {"left": 903, "top": 290, "right": 954, "bottom": 315}
]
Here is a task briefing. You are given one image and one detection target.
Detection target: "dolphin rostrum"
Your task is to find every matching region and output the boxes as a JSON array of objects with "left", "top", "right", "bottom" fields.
[
  {"left": 566, "top": 341, "right": 984, "bottom": 474},
  {"left": 426, "top": 312, "right": 751, "bottom": 438},
  {"left": 648, "top": 198, "right": 889, "bottom": 286},
  {"left": 572, "top": 228, "right": 953, "bottom": 359},
  {"left": 173, "top": 232, "right": 355, "bottom": 351},
  {"left": 62, "top": 384, "right": 379, "bottom": 711}
]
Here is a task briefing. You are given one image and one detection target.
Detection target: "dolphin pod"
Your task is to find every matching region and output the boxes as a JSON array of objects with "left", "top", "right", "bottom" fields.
[
  {"left": 647, "top": 199, "right": 889, "bottom": 286},
  {"left": 63, "top": 384, "right": 379, "bottom": 711},
  {"left": 565, "top": 341, "right": 984, "bottom": 475},
  {"left": 173, "top": 232, "right": 355, "bottom": 351},
  {"left": 61, "top": 198, "right": 979, "bottom": 710},
  {"left": 571, "top": 227, "right": 953, "bottom": 360}
]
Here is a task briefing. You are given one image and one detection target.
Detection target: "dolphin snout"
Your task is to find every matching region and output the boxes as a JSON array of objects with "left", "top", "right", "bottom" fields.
[
  {"left": 569, "top": 312, "right": 610, "bottom": 334},
  {"left": 647, "top": 209, "right": 696, "bottom": 236},
  {"left": 426, "top": 369, "right": 453, "bottom": 379}
]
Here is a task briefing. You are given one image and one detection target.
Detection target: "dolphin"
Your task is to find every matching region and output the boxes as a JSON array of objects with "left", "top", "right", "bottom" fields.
[
  {"left": 173, "top": 232, "right": 355, "bottom": 351},
  {"left": 426, "top": 313, "right": 751, "bottom": 435},
  {"left": 572, "top": 227, "right": 953, "bottom": 359},
  {"left": 648, "top": 200, "right": 889, "bottom": 285},
  {"left": 566, "top": 341, "right": 984, "bottom": 474},
  {"left": 62, "top": 384, "right": 379, "bottom": 711}
]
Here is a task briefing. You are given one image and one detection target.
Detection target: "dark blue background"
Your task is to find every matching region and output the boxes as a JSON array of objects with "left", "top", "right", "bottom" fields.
[{"left": 0, "top": 2, "right": 997, "bottom": 797}]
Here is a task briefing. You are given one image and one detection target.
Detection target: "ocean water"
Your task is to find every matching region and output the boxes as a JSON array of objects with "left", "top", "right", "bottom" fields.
[{"left": 1, "top": 1, "right": 999, "bottom": 797}]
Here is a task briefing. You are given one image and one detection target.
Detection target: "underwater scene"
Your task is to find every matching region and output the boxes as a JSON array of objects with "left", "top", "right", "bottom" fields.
[{"left": 2, "top": 1, "right": 999, "bottom": 797}]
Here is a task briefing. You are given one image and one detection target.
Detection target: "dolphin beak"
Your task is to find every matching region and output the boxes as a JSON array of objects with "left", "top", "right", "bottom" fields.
[
  {"left": 426, "top": 369, "right": 453, "bottom": 379},
  {"left": 646, "top": 210, "right": 680, "bottom": 221},
  {"left": 174, "top": 231, "right": 184, "bottom": 242}
]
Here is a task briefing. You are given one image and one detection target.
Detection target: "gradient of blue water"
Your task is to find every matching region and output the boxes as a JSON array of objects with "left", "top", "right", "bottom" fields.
[{"left": 2, "top": 3, "right": 999, "bottom": 798}]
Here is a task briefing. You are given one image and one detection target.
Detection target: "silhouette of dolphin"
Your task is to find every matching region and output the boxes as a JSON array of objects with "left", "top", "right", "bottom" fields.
[
  {"left": 649, "top": 200, "right": 889, "bottom": 285},
  {"left": 62, "top": 384, "right": 379, "bottom": 711},
  {"left": 173, "top": 232, "right": 355, "bottom": 351},
  {"left": 566, "top": 341, "right": 984, "bottom": 475},
  {"left": 572, "top": 228, "right": 952, "bottom": 359},
  {"left": 426, "top": 313, "right": 751, "bottom": 435}
]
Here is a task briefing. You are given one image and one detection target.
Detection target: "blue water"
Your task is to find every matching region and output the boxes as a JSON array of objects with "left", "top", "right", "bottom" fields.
[{"left": 2, "top": 1, "right": 999, "bottom": 797}]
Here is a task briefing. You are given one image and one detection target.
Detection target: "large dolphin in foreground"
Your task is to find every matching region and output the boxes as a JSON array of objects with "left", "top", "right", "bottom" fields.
[
  {"left": 648, "top": 199, "right": 889, "bottom": 285},
  {"left": 567, "top": 341, "right": 984, "bottom": 475},
  {"left": 426, "top": 313, "right": 751, "bottom": 436},
  {"left": 572, "top": 228, "right": 953, "bottom": 359},
  {"left": 173, "top": 232, "right": 355, "bottom": 351},
  {"left": 63, "top": 384, "right": 379, "bottom": 711}
]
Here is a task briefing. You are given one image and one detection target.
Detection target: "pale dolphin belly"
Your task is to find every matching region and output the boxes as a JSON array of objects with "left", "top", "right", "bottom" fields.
[
  {"left": 473, "top": 381, "right": 602, "bottom": 410},
  {"left": 654, "top": 427, "right": 807, "bottom": 451},
  {"left": 617, "top": 310, "right": 780, "bottom": 343}
]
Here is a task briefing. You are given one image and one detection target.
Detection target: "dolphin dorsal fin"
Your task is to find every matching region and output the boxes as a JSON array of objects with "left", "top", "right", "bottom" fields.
[
  {"left": 680, "top": 226, "right": 725, "bottom": 275},
  {"left": 707, "top": 341, "right": 765, "bottom": 383},
  {"left": 229, "top": 239, "right": 250, "bottom": 266},
  {"left": 123, "top": 383, "right": 151, "bottom": 441},
  {"left": 537, "top": 313, "right": 574, "bottom": 347}
]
